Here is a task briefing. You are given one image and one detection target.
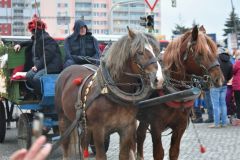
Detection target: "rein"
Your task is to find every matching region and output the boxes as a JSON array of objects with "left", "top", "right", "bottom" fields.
[{"left": 163, "top": 71, "right": 210, "bottom": 90}]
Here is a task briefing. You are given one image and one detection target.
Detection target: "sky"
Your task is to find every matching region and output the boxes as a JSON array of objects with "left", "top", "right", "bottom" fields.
[{"left": 160, "top": 0, "right": 240, "bottom": 41}]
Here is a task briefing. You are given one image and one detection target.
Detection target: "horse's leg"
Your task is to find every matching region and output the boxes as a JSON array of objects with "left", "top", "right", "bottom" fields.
[
  {"left": 119, "top": 121, "right": 136, "bottom": 160},
  {"left": 92, "top": 128, "right": 107, "bottom": 160},
  {"left": 151, "top": 123, "right": 164, "bottom": 160},
  {"left": 59, "top": 114, "right": 72, "bottom": 160},
  {"left": 130, "top": 120, "right": 137, "bottom": 160},
  {"left": 169, "top": 123, "right": 187, "bottom": 160},
  {"left": 136, "top": 121, "right": 149, "bottom": 160}
]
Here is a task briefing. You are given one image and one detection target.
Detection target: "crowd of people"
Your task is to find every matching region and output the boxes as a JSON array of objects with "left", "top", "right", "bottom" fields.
[{"left": 192, "top": 47, "right": 240, "bottom": 128}]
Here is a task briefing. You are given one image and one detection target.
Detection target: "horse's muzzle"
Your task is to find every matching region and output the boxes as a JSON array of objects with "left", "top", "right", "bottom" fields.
[{"left": 149, "top": 72, "right": 164, "bottom": 89}]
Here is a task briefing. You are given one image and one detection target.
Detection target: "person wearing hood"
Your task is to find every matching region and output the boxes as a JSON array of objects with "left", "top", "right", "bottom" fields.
[
  {"left": 14, "top": 15, "right": 62, "bottom": 96},
  {"left": 209, "top": 47, "right": 233, "bottom": 128},
  {"left": 63, "top": 20, "right": 100, "bottom": 68}
]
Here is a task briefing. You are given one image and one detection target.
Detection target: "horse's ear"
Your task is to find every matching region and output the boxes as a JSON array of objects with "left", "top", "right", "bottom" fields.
[
  {"left": 199, "top": 25, "right": 206, "bottom": 34},
  {"left": 127, "top": 26, "right": 136, "bottom": 39},
  {"left": 191, "top": 25, "right": 198, "bottom": 42}
]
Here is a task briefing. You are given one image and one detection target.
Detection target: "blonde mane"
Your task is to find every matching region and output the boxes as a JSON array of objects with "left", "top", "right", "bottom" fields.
[{"left": 103, "top": 32, "right": 152, "bottom": 80}]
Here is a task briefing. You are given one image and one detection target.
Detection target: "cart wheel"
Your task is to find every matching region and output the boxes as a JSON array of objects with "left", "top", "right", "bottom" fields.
[
  {"left": 90, "top": 134, "right": 110, "bottom": 155},
  {"left": 18, "top": 113, "right": 33, "bottom": 149},
  {"left": 0, "top": 101, "right": 6, "bottom": 143}
]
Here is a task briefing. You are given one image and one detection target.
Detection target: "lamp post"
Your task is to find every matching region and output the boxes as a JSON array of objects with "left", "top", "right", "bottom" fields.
[{"left": 109, "top": 0, "right": 145, "bottom": 34}]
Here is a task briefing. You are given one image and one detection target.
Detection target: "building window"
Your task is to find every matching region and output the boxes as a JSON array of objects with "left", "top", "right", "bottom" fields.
[
  {"left": 75, "top": 2, "right": 91, "bottom": 8},
  {"left": 14, "top": 10, "right": 23, "bottom": 14},
  {"left": 57, "top": 3, "right": 68, "bottom": 8},
  {"left": 57, "top": 17, "right": 70, "bottom": 25}
]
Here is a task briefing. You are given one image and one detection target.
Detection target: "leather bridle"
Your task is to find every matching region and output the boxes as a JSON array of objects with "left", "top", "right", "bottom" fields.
[{"left": 182, "top": 41, "right": 220, "bottom": 89}]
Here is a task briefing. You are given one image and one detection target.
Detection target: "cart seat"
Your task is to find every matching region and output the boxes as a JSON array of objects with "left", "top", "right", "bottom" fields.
[{"left": 40, "top": 74, "right": 58, "bottom": 107}]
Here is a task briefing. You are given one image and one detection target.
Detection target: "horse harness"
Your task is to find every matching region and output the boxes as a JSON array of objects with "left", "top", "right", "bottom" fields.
[
  {"left": 51, "top": 64, "right": 97, "bottom": 155},
  {"left": 170, "top": 40, "right": 220, "bottom": 90},
  {"left": 161, "top": 41, "right": 219, "bottom": 109},
  {"left": 51, "top": 56, "right": 155, "bottom": 153}
]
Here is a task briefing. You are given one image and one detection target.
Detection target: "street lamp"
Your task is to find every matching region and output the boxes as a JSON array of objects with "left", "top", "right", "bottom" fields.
[{"left": 109, "top": 0, "right": 145, "bottom": 34}]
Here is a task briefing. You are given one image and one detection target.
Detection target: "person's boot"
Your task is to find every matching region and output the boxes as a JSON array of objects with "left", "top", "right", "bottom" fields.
[
  {"left": 192, "top": 106, "right": 203, "bottom": 123},
  {"left": 204, "top": 118, "right": 213, "bottom": 123}
]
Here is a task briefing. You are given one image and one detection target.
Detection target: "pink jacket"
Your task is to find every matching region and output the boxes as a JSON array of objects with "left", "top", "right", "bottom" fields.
[{"left": 232, "top": 60, "right": 240, "bottom": 91}]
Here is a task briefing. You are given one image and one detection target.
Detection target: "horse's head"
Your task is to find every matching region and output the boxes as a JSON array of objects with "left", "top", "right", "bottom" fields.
[
  {"left": 163, "top": 25, "right": 224, "bottom": 89},
  {"left": 104, "top": 27, "right": 163, "bottom": 89},
  {"left": 127, "top": 27, "right": 163, "bottom": 89}
]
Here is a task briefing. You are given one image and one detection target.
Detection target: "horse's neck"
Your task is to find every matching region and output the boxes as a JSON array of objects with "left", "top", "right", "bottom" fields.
[
  {"left": 115, "top": 65, "right": 139, "bottom": 92},
  {"left": 166, "top": 68, "right": 192, "bottom": 90}
]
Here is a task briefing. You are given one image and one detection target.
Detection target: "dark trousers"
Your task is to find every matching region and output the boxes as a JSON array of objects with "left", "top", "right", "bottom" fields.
[
  {"left": 234, "top": 90, "right": 240, "bottom": 119},
  {"left": 226, "top": 85, "right": 236, "bottom": 116},
  {"left": 194, "top": 99, "right": 203, "bottom": 119},
  {"left": 26, "top": 69, "right": 45, "bottom": 95},
  {"left": 205, "top": 90, "right": 213, "bottom": 120}
]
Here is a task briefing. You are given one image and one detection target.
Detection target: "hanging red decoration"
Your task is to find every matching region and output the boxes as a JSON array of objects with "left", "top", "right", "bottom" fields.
[
  {"left": 200, "top": 144, "right": 206, "bottom": 153},
  {"left": 28, "top": 14, "right": 46, "bottom": 32},
  {"left": 83, "top": 148, "right": 89, "bottom": 158},
  {"left": 72, "top": 77, "right": 83, "bottom": 85}
]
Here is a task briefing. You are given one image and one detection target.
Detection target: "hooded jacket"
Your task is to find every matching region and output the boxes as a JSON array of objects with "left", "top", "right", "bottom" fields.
[
  {"left": 63, "top": 20, "right": 100, "bottom": 68},
  {"left": 218, "top": 52, "right": 233, "bottom": 85}
]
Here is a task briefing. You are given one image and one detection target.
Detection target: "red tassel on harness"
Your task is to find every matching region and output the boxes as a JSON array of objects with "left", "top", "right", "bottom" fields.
[
  {"left": 200, "top": 144, "right": 206, "bottom": 153},
  {"left": 83, "top": 149, "right": 89, "bottom": 158},
  {"left": 73, "top": 77, "right": 83, "bottom": 85}
]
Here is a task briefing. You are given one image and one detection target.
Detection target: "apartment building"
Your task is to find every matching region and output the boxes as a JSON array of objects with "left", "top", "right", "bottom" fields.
[
  {"left": 0, "top": 0, "right": 33, "bottom": 36},
  {"left": 0, "top": 0, "right": 12, "bottom": 35},
  {"left": 1, "top": 0, "right": 162, "bottom": 37}
]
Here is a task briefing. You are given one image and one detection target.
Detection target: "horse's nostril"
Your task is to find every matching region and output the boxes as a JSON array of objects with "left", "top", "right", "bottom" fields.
[{"left": 155, "top": 78, "right": 158, "bottom": 83}]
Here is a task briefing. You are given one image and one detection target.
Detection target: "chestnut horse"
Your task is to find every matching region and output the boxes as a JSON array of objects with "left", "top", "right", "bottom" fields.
[
  {"left": 55, "top": 28, "right": 164, "bottom": 160},
  {"left": 136, "top": 26, "right": 224, "bottom": 160}
]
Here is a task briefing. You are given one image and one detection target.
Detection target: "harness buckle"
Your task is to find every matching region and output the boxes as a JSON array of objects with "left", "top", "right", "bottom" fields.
[{"left": 101, "top": 86, "right": 108, "bottom": 94}]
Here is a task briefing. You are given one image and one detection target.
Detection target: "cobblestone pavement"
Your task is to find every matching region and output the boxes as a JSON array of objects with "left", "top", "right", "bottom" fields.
[{"left": 1, "top": 117, "right": 240, "bottom": 160}]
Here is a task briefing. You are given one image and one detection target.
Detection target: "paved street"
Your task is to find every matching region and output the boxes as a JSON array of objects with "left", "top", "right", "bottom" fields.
[{"left": 1, "top": 116, "right": 240, "bottom": 160}]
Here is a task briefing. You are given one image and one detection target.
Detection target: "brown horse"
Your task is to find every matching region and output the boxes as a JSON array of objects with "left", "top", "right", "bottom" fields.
[
  {"left": 136, "top": 26, "right": 224, "bottom": 160},
  {"left": 55, "top": 28, "right": 164, "bottom": 160}
]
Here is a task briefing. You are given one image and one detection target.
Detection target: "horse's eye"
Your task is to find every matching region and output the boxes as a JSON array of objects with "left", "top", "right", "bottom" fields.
[{"left": 138, "top": 51, "right": 144, "bottom": 55}]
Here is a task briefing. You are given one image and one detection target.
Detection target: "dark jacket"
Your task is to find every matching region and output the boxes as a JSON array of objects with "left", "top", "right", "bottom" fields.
[
  {"left": 33, "top": 30, "right": 62, "bottom": 73},
  {"left": 218, "top": 53, "right": 233, "bottom": 85},
  {"left": 63, "top": 20, "right": 100, "bottom": 68},
  {"left": 20, "top": 31, "right": 62, "bottom": 73}
]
